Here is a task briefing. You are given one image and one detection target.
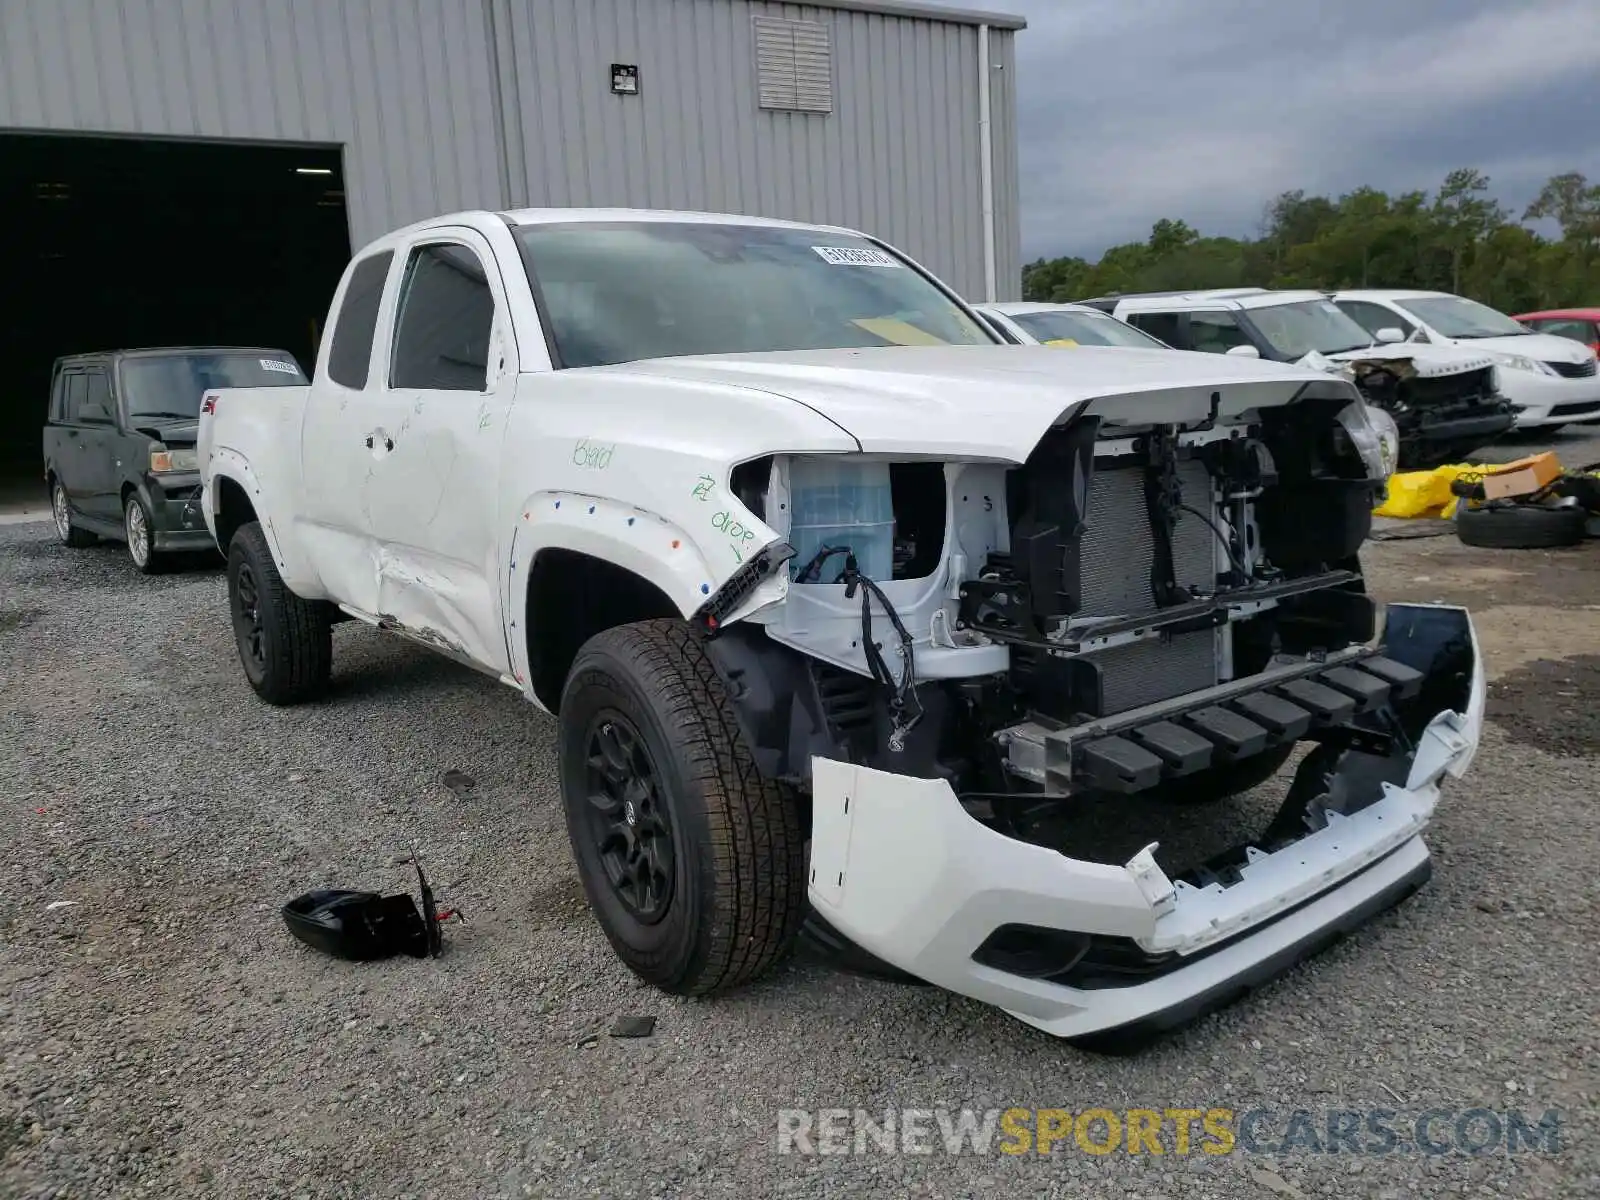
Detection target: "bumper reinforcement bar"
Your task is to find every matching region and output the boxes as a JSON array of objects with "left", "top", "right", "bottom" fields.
[{"left": 1004, "top": 648, "right": 1424, "bottom": 792}]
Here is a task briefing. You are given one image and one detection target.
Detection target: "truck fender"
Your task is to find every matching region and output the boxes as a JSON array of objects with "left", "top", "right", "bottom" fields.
[
  {"left": 205, "top": 449, "right": 295, "bottom": 572},
  {"left": 502, "top": 490, "right": 781, "bottom": 698}
]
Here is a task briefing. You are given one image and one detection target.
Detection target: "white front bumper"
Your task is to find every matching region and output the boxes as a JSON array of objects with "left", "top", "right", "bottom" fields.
[
  {"left": 1501, "top": 369, "right": 1600, "bottom": 427},
  {"left": 806, "top": 606, "right": 1485, "bottom": 1043}
]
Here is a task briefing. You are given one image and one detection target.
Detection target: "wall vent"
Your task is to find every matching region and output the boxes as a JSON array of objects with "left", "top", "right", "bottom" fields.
[{"left": 753, "top": 16, "right": 833, "bottom": 114}]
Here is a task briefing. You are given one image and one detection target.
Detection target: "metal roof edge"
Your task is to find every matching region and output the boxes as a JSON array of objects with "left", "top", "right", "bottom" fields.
[{"left": 775, "top": 0, "right": 1027, "bottom": 31}]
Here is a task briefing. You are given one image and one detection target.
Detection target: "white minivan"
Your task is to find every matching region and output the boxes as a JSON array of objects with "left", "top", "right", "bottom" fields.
[{"left": 1333, "top": 290, "right": 1600, "bottom": 430}]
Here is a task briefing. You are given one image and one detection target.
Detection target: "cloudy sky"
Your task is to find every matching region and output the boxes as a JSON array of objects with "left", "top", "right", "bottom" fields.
[{"left": 927, "top": 0, "right": 1600, "bottom": 260}]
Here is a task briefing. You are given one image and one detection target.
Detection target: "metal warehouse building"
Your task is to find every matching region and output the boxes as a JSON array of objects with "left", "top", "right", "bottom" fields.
[{"left": 0, "top": 0, "right": 1024, "bottom": 493}]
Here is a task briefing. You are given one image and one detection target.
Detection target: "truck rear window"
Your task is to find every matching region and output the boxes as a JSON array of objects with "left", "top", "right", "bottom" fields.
[{"left": 122, "top": 353, "right": 307, "bottom": 420}]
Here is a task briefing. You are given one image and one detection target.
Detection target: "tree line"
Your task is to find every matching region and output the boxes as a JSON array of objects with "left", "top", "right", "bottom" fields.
[{"left": 1021, "top": 169, "right": 1600, "bottom": 314}]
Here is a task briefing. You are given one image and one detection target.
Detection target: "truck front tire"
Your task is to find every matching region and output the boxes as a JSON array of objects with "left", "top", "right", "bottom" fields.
[
  {"left": 558, "top": 619, "right": 806, "bottom": 996},
  {"left": 226, "top": 521, "right": 332, "bottom": 705}
]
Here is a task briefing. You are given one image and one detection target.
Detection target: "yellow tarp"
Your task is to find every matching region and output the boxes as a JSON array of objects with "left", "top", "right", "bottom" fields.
[{"left": 1374, "top": 465, "right": 1476, "bottom": 519}]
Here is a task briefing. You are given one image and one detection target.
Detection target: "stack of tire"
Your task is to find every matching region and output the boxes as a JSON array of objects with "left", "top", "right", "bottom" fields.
[{"left": 1452, "top": 462, "right": 1600, "bottom": 549}]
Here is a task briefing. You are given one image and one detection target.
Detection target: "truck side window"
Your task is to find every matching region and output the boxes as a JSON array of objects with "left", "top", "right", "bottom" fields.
[
  {"left": 81, "top": 370, "right": 115, "bottom": 424},
  {"left": 327, "top": 251, "right": 395, "bottom": 389},
  {"left": 390, "top": 243, "right": 494, "bottom": 392},
  {"left": 1127, "top": 311, "right": 1183, "bottom": 347}
]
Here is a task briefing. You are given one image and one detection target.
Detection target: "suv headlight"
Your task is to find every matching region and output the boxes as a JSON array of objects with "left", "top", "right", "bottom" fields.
[
  {"left": 1336, "top": 400, "right": 1398, "bottom": 483},
  {"left": 149, "top": 446, "right": 199, "bottom": 473},
  {"left": 1486, "top": 351, "right": 1554, "bottom": 377}
]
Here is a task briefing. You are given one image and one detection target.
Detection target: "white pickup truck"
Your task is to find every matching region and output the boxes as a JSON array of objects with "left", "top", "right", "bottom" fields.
[{"left": 199, "top": 209, "right": 1483, "bottom": 1049}]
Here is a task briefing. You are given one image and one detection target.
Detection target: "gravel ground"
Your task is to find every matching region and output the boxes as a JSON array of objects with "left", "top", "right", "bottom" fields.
[{"left": 2, "top": 429, "right": 1597, "bottom": 1199}]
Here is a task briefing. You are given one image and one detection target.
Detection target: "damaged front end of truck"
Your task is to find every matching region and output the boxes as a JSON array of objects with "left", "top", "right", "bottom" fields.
[{"left": 698, "top": 370, "right": 1483, "bottom": 1049}]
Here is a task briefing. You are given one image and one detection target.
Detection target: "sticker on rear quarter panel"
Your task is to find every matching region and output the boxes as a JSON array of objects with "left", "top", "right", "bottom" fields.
[
  {"left": 260, "top": 358, "right": 299, "bottom": 375},
  {"left": 811, "top": 246, "right": 902, "bottom": 267}
]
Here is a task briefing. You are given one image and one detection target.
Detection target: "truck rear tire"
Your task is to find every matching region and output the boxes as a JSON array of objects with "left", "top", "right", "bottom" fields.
[
  {"left": 558, "top": 619, "right": 806, "bottom": 996},
  {"left": 226, "top": 521, "right": 332, "bottom": 705}
]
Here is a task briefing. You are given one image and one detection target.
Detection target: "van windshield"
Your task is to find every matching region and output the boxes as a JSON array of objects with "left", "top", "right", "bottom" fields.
[
  {"left": 1248, "top": 299, "right": 1377, "bottom": 358},
  {"left": 514, "top": 221, "right": 996, "bottom": 368},
  {"left": 1395, "top": 296, "right": 1529, "bottom": 339},
  {"left": 121, "top": 353, "right": 306, "bottom": 419}
]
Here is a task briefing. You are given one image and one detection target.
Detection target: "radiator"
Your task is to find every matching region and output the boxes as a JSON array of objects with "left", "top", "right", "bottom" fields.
[
  {"left": 1095, "top": 629, "right": 1220, "bottom": 714},
  {"left": 1077, "top": 460, "right": 1221, "bottom": 712}
]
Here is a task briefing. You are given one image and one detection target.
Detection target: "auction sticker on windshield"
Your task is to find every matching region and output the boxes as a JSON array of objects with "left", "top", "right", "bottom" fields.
[
  {"left": 260, "top": 359, "right": 300, "bottom": 375},
  {"left": 813, "top": 246, "right": 902, "bottom": 267}
]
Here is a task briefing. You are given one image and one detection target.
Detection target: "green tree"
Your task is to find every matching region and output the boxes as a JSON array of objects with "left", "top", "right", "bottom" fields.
[
  {"left": 1147, "top": 218, "right": 1199, "bottom": 257},
  {"left": 1523, "top": 171, "right": 1600, "bottom": 245},
  {"left": 1016, "top": 168, "right": 1600, "bottom": 314},
  {"left": 1431, "top": 168, "right": 1510, "bottom": 294}
]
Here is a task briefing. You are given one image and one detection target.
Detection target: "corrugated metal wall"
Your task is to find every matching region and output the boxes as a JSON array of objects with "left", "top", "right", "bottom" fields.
[
  {"left": 0, "top": 0, "right": 1021, "bottom": 297},
  {"left": 491, "top": 0, "right": 1020, "bottom": 295},
  {"left": 0, "top": 0, "right": 506, "bottom": 239}
]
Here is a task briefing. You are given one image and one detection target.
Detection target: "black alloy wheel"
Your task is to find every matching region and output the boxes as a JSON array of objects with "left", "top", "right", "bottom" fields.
[
  {"left": 232, "top": 557, "right": 267, "bottom": 679},
  {"left": 581, "top": 712, "right": 675, "bottom": 923}
]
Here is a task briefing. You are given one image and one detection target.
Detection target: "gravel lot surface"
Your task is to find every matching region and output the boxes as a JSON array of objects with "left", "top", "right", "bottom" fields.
[{"left": 2, "top": 428, "right": 1597, "bottom": 1199}]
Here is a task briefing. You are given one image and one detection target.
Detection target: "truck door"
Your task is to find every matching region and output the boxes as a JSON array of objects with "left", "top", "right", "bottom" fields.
[
  {"left": 299, "top": 249, "right": 398, "bottom": 615},
  {"left": 361, "top": 231, "right": 517, "bottom": 673}
]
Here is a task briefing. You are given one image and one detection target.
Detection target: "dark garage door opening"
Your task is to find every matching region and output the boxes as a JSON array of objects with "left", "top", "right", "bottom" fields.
[{"left": 1, "top": 133, "right": 351, "bottom": 500}]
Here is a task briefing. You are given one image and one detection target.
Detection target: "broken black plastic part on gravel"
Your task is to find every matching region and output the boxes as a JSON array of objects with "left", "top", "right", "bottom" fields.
[{"left": 282, "top": 861, "right": 442, "bottom": 961}]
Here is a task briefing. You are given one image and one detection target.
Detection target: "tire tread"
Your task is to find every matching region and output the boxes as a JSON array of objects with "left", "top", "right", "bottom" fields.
[
  {"left": 229, "top": 522, "right": 332, "bottom": 705},
  {"left": 571, "top": 619, "right": 805, "bottom": 995}
]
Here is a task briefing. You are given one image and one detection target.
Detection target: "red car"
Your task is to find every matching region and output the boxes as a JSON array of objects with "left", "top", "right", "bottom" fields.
[{"left": 1514, "top": 307, "right": 1600, "bottom": 353}]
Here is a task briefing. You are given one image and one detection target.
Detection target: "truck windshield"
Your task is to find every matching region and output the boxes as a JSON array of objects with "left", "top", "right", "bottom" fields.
[
  {"left": 121, "top": 353, "right": 306, "bottom": 420},
  {"left": 513, "top": 221, "right": 996, "bottom": 368},
  {"left": 1247, "top": 299, "right": 1377, "bottom": 359},
  {"left": 1007, "top": 309, "right": 1168, "bottom": 349}
]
